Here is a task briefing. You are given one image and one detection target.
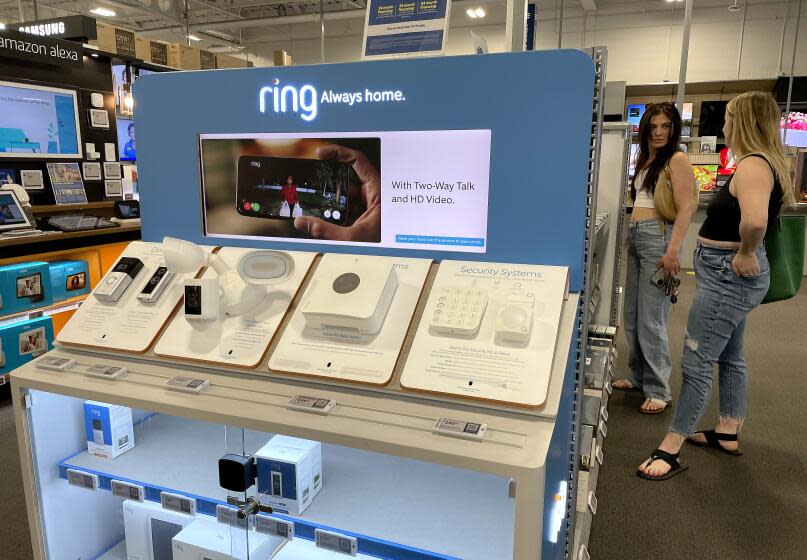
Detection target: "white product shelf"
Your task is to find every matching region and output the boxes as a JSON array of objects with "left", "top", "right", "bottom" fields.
[{"left": 62, "top": 414, "right": 514, "bottom": 560}]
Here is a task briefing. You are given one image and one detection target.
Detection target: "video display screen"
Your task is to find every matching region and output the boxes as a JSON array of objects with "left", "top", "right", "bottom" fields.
[
  {"left": 16, "top": 272, "right": 43, "bottom": 300},
  {"left": 199, "top": 131, "right": 492, "bottom": 252},
  {"left": 781, "top": 111, "right": 807, "bottom": 148},
  {"left": 627, "top": 104, "right": 646, "bottom": 133},
  {"left": 117, "top": 118, "right": 136, "bottom": 161},
  {"left": 0, "top": 80, "right": 81, "bottom": 158},
  {"left": 0, "top": 192, "right": 28, "bottom": 229},
  {"left": 693, "top": 164, "right": 719, "bottom": 193}
]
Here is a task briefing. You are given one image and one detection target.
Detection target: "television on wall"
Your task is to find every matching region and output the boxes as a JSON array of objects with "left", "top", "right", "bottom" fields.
[
  {"left": 0, "top": 80, "right": 82, "bottom": 159},
  {"left": 699, "top": 101, "right": 729, "bottom": 138},
  {"left": 781, "top": 111, "right": 807, "bottom": 148}
]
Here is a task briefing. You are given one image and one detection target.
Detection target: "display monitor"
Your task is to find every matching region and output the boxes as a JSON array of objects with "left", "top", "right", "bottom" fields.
[
  {"left": 628, "top": 143, "right": 640, "bottom": 177},
  {"left": 699, "top": 101, "right": 729, "bottom": 138},
  {"left": 0, "top": 190, "right": 34, "bottom": 231},
  {"left": 681, "top": 102, "right": 693, "bottom": 137},
  {"left": 627, "top": 104, "right": 646, "bottom": 133},
  {"left": 693, "top": 164, "right": 719, "bottom": 193},
  {"left": 118, "top": 118, "right": 136, "bottom": 161},
  {"left": 0, "top": 80, "right": 82, "bottom": 159},
  {"left": 781, "top": 111, "right": 807, "bottom": 148},
  {"left": 16, "top": 272, "right": 43, "bottom": 300}
]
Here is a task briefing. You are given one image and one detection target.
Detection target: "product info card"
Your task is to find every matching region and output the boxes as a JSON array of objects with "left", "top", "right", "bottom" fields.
[{"left": 199, "top": 130, "right": 490, "bottom": 253}]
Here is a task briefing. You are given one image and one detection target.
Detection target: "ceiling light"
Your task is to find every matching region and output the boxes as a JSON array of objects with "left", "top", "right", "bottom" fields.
[
  {"left": 91, "top": 7, "right": 116, "bottom": 17},
  {"left": 466, "top": 8, "right": 478, "bottom": 18},
  {"left": 0, "top": 23, "right": 6, "bottom": 30},
  {"left": 474, "top": 7, "right": 486, "bottom": 17},
  {"left": 187, "top": 34, "right": 202, "bottom": 42},
  {"left": 91, "top": 53, "right": 99, "bottom": 57}
]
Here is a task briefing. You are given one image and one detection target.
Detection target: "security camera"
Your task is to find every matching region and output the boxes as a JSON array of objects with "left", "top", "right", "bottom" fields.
[
  {"left": 163, "top": 237, "right": 207, "bottom": 273},
  {"left": 207, "top": 253, "right": 265, "bottom": 317}
]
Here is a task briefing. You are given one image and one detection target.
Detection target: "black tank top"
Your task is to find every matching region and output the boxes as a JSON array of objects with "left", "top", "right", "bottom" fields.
[{"left": 699, "top": 155, "right": 783, "bottom": 243}]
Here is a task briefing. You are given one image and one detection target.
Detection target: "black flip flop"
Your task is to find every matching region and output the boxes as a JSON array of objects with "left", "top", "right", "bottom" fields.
[
  {"left": 637, "top": 449, "right": 689, "bottom": 481},
  {"left": 687, "top": 430, "right": 743, "bottom": 456}
]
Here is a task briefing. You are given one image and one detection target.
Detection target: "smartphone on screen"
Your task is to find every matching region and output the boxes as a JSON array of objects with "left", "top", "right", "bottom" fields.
[{"left": 236, "top": 156, "right": 350, "bottom": 226}]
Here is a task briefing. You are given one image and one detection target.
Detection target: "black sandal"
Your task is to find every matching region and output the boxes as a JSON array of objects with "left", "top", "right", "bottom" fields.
[
  {"left": 687, "top": 430, "right": 743, "bottom": 456},
  {"left": 637, "top": 449, "right": 689, "bottom": 481}
]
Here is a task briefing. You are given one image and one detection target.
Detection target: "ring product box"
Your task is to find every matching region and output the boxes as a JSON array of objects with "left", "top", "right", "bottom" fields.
[
  {"left": 172, "top": 518, "right": 279, "bottom": 560},
  {"left": 47, "top": 260, "right": 91, "bottom": 303},
  {"left": 0, "top": 316, "right": 54, "bottom": 374},
  {"left": 255, "top": 435, "right": 323, "bottom": 516},
  {"left": 83, "top": 401, "right": 134, "bottom": 459},
  {"left": 301, "top": 255, "right": 398, "bottom": 334},
  {"left": 94, "top": 257, "right": 144, "bottom": 303},
  {"left": 123, "top": 499, "right": 195, "bottom": 560},
  {"left": 0, "top": 262, "right": 52, "bottom": 315}
]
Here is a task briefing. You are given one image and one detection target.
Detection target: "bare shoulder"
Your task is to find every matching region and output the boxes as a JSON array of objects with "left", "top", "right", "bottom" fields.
[
  {"left": 668, "top": 151, "right": 693, "bottom": 174},
  {"left": 736, "top": 156, "right": 774, "bottom": 184}
]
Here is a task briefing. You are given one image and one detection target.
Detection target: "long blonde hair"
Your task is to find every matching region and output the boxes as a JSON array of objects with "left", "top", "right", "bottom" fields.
[{"left": 726, "top": 91, "right": 795, "bottom": 205}]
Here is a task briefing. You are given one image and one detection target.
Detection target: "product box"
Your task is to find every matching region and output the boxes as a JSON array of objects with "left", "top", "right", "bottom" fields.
[
  {"left": 0, "top": 316, "right": 54, "bottom": 374},
  {"left": 123, "top": 499, "right": 195, "bottom": 560},
  {"left": 47, "top": 260, "right": 90, "bottom": 303},
  {"left": 215, "top": 53, "right": 251, "bottom": 69},
  {"left": 172, "top": 518, "right": 279, "bottom": 560},
  {"left": 273, "top": 49, "right": 293, "bottom": 67},
  {"left": 83, "top": 401, "right": 135, "bottom": 459},
  {"left": 91, "top": 21, "right": 136, "bottom": 57},
  {"left": 135, "top": 37, "right": 169, "bottom": 66},
  {"left": 255, "top": 435, "right": 322, "bottom": 516},
  {"left": 0, "top": 262, "right": 52, "bottom": 317},
  {"left": 168, "top": 44, "right": 216, "bottom": 70}
]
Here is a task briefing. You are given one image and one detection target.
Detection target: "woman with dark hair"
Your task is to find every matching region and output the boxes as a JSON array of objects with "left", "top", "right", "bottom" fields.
[
  {"left": 614, "top": 102, "right": 697, "bottom": 414},
  {"left": 638, "top": 92, "right": 795, "bottom": 480}
]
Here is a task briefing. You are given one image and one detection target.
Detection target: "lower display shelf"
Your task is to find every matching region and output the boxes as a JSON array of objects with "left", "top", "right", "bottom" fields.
[
  {"left": 96, "top": 536, "right": 380, "bottom": 560},
  {"left": 60, "top": 414, "right": 514, "bottom": 560}
]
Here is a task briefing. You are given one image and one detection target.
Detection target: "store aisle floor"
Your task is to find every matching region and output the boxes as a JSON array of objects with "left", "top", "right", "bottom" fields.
[
  {"left": 589, "top": 272, "right": 807, "bottom": 560},
  {"left": 0, "top": 387, "right": 34, "bottom": 560}
]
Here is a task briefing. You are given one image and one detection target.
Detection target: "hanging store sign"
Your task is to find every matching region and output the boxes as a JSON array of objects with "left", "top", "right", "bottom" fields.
[
  {"left": 0, "top": 29, "right": 83, "bottom": 67},
  {"left": 362, "top": 0, "right": 451, "bottom": 60}
]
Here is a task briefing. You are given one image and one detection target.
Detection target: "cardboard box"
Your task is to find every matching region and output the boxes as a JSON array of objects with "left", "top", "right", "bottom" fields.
[
  {"left": 215, "top": 53, "right": 250, "bottom": 69},
  {"left": 273, "top": 50, "right": 293, "bottom": 67},
  {"left": 0, "top": 261, "right": 52, "bottom": 317},
  {"left": 135, "top": 37, "right": 169, "bottom": 66},
  {"left": 199, "top": 49, "right": 215, "bottom": 70},
  {"left": 84, "top": 401, "right": 135, "bottom": 459},
  {"left": 92, "top": 21, "right": 136, "bottom": 57},
  {"left": 255, "top": 435, "right": 322, "bottom": 516},
  {"left": 172, "top": 518, "right": 279, "bottom": 560},
  {"left": 168, "top": 43, "right": 216, "bottom": 70},
  {"left": 48, "top": 260, "right": 90, "bottom": 303},
  {"left": 123, "top": 499, "right": 195, "bottom": 560},
  {"left": 0, "top": 316, "right": 54, "bottom": 374}
]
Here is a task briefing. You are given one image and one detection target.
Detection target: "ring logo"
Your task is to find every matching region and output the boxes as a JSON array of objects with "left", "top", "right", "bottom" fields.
[{"left": 259, "top": 78, "right": 317, "bottom": 122}]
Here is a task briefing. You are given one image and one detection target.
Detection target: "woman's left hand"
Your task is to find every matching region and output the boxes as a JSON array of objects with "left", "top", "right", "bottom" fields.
[
  {"left": 732, "top": 252, "right": 760, "bottom": 277},
  {"left": 658, "top": 252, "right": 680, "bottom": 281}
]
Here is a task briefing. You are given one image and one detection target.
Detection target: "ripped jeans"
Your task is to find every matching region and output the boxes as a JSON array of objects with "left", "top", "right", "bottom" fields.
[{"left": 669, "top": 242, "right": 770, "bottom": 436}]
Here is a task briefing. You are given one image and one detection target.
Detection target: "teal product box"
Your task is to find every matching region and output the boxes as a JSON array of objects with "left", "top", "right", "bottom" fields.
[
  {"left": 0, "top": 316, "right": 54, "bottom": 374},
  {"left": 0, "top": 262, "right": 52, "bottom": 317},
  {"left": 48, "top": 260, "right": 91, "bottom": 303},
  {"left": 83, "top": 401, "right": 135, "bottom": 459}
]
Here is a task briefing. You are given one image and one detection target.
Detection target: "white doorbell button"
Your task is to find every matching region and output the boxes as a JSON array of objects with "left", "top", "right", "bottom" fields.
[
  {"left": 495, "top": 289, "right": 534, "bottom": 343},
  {"left": 94, "top": 257, "right": 144, "bottom": 302},
  {"left": 429, "top": 287, "right": 488, "bottom": 337}
]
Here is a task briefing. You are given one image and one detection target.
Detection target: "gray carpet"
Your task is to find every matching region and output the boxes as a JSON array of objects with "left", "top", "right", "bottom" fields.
[
  {"left": 0, "top": 274, "right": 805, "bottom": 560},
  {"left": 589, "top": 272, "right": 807, "bottom": 560}
]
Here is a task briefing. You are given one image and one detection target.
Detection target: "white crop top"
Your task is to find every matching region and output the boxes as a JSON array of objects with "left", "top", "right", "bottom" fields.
[{"left": 633, "top": 169, "right": 655, "bottom": 209}]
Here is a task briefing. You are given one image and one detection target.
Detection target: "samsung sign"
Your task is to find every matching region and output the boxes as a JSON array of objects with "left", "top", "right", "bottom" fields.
[
  {"left": 259, "top": 78, "right": 407, "bottom": 122},
  {"left": 18, "top": 21, "right": 66, "bottom": 37}
]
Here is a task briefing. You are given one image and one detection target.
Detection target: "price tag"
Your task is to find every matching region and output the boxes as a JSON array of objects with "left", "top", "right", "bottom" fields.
[
  {"left": 433, "top": 417, "right": 487, "bottom": 441},
  {"left": 598, "top": 420, "right": 607, "bottom": 438},
  {"left": 85, "top": 365, "right": 126, "bottom": 379},
  {"left": 287, "top": 395, "right": 336, "bottom": 415},
  {"left": 111, "top": 480, "right": 144, "bottom": 502},
  {"left": 256, "top": 515, "right": 294, "bottom": 540},
  {"left": 595, "top": 445, "right": 604, "bottom": 466},
  {"left": 600, "top": 406, "right": 608, "bottom": 422},
  {"left": 217, "top": 505, "right": 250, "bottom": 529},
  {"left": 578, "top": 544, "right": 591, "bottom": 560},
  {"left": 160, "top": 491, "right": 196, "bottom": 515},
  {"left": 165, "top": 376, "right": 209, "bottom": 394},
  {"left": 587, "top": 491, "right": 598, "bottom": 515},
  {"left": 37, "top": 357, "right": 76, "bottom": 371},
  {"left": 67, "top": 469, "right": 98, "bottom": 491},
  {"left": 604, "top": 380, "right": 613, "bottom": 395},
  {"left": 315, "top": 529, "right": 357, "bottom": 556}
]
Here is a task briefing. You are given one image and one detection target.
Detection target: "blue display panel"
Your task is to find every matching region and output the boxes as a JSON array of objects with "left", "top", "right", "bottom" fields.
[
  {"left": 135, "top": 50, "right": 595, "bottom": 291},
  {"left": 0, "top": 80, "right": 82, "bottom": 158}
]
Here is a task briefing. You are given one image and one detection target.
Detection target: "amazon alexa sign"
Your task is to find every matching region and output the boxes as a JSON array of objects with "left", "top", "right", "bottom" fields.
[{"left": 259, "top": 78, "right": 407, "bottom": 122}]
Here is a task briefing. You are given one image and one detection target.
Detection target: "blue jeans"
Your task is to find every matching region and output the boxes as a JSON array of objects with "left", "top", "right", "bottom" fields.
[
  {"left": 623, "top": 219, "right": 673, "bottom": 401},
  {"left": 669, "top": 243, "right": 770, "bottom": 436}
]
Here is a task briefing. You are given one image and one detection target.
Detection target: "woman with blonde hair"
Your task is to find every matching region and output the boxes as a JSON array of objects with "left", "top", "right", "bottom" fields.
[{"left": 638, "top": 91, "right": 795, "bottom": 480}]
